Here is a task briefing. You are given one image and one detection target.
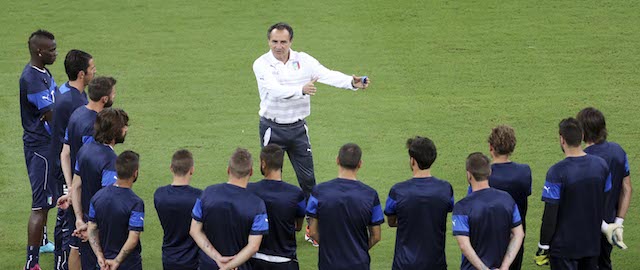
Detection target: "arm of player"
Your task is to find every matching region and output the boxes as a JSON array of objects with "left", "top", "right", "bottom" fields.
[
  {"left": 455, "top": 235, "right": 492, "bottom": 270},
  {"left": 294, "top": 217, "right": 304, "bottom": 232},
  {"left": 308, "top": 217, "right": 319, "bottom": 244},
  {"left": 618, "top": 176, "right": 632, "bottom": 219},
  {"left": 253, "top": 61, "right": 307, "bottom": 99},
  {"left": 499, "top": 224, "right": 525, "bottom": 270},
  {"left": 368, "top": 225, "right": 381, "bottom": 249},
  {"left": 224, "top": 235, "right": 263, "bottom": 270},
  {"left": 539, "top": 202, "right": 558, "bottom": 245},
  {"left": 87, "top": 221, "right": 108, "bottom": 269},
  {"left": 106, "top": 230, "right": 141, "bottom": 270},
  {"left": 189, "top": 219, "right": 234, "bottom": 268},
  {"left": 61, "top": 144, "right": 72, "bottom": 190},
  {"left": 71, "top": 174, "right": 87, "bottom": 239},
  {"left": 387, "top": 215, "right": 398, "bottom": 227}
]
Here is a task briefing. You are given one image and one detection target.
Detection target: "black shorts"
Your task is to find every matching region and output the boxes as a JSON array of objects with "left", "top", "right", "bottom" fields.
[{"left": 250, "top": 258, "right": 299, "bottom": 270}]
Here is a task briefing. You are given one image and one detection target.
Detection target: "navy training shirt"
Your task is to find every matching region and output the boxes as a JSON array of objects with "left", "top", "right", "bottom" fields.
[
  {"left": 489, "top": 162, "right": 532, "bottom": 231},
  {"left": 247, "top": 179, "right": 306, "bottom": 259},
  {"left": 306, "top": 178, "right": 385, "bottom": 270},
  {"left": 75, "top": 141, "right": 117, "bottom": 220},
  {"left": 452, "top": 188, "right": 522, "bottom": 270},
  {"left": 541, "top": 155, "right": 609, "bottom": 258},
  {"left": 384, "top": 177, "right": 454, "bottom": 270},
  {"left": 19, "top": 64, "right": 57, "bottom": 149},
  {"left": 88, "top": 185, "right": 144, "bottom": 269},
  {"left": 50, "top": 82, "right": 88, "bottom": 182},
  {"left": 191, "top": 183, "right": 269, "bottom": 270},
  {"left": 584, "top": 141, "right": 630, "bottom": 222},
  {"left": 65, "top": 106, "right": 98, "bottom": 172},
  {"left": 154, "top": 185, "right": 203, "bottom": 269}
]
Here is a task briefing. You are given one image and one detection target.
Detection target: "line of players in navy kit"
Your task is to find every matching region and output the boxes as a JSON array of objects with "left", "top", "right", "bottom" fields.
[{"left": 19, "top": 29, "right": 632, "bottom": 270}]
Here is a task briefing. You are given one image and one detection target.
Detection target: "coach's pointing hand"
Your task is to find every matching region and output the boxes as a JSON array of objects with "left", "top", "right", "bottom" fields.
[
  {"left": 302, "top": 77, "right": 318, "bottom": 96},
  {"left": 351, "top": 75, "right": 370, "bottom": 89}
]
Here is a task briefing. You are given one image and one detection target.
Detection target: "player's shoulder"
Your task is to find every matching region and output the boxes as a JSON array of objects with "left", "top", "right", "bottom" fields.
[
  {"left": 153, "top": 184, "right": 171, "bottom": 197},
  {"left": 253, "top": 51, "right": 273, "bottom": 66},
  {"left": 605, "top": 141, "right": 627, "bottom": 155},
  {"left": 489, "top": 187, "right": 515, "bottom": 202}
]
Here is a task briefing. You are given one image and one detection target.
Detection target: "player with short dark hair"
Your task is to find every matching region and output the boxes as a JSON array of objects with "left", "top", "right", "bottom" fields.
[
  {"left": 576, "top": 107, "right": 631, "bottom": 269},
  {"left": 190, "top": 148, "right": 269, "bottom": 270},
  {"left": 383, "top": 136, "right": 453, "bottom": 270},
  {"left": 47, "top": 49, "right": 95, "bottom": 270},
  {"left": 56, "top": 76, "right": 116, "bottom": 270},
  {"left": 535, "top": 117, "right": 610, "bottom": 269},
  {"left": 70, "top": 108, "right": 129, "bottom": 269},
  {"left": 247, "top": 144, "right": 306, "bottom": 270},
  {"left": 87, "top": 150, "right": 144, "bottom": 270},
  {"left": 154, "top": 149, "right": 203, "bottom": 270},
  {"left": 486, "top": 125, "right": 532, "bottom": 270},
  {"left": 20, "top": 29, "right": 58, "bottom": 270},
  {"left": 306, "top": 143, "right": 384, "bottom": 270},
  {"left": 453, "top": 152, "right": 525, "bottom": 270}
]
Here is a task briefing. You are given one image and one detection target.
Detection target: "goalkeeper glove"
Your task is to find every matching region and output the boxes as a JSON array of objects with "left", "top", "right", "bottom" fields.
[
  {"left": 603, "top": 218, "right": 628, "bottom": 249},
  {"left": 534, "top": 243, "right": 549, "bottom": 266}
]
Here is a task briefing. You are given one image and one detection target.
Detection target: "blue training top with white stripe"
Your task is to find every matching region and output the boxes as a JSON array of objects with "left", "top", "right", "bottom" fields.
[
  {"left": 65, "top": 105, "right": 98, "bottom": 173},
  {"left": 19, "top": 64, "right": 57, "bottom": 149},
  {"left": 75, "top": 141, "right": 117, "bottom": 220}
]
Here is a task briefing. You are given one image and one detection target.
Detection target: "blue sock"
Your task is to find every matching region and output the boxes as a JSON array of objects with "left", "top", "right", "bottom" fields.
[{"left": 25, "top": 246, "right": 39, "bottom": 269}]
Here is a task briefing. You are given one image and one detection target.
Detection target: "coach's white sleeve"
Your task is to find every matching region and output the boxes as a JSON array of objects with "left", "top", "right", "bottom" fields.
[
  {"left": 303, "top": 53, "right": 357, "bottom": 91},
  {"left": 253, "top": 60, "right": 304, "bottom": 99}
]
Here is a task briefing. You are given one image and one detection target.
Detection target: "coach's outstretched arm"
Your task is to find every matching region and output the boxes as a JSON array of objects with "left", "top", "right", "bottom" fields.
[
  {"left": 455, "top": 235, "right": 491, "bottom": 270},
  {"left": 189, "top": 219, "right": 235, "bottom": 269},
  {"left": 499, "top": 225, "right": 524, "bottom": 270}
]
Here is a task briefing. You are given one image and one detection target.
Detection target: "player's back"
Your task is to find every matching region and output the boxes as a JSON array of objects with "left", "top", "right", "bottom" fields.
[
  {"left": 193, "top": 183, "right": 268, "bottom": 270},
  {"left": 489, "top": 162, "right": 532, "bottom": 229},
  {"left": 453, "top": 188, "right": 521, "bottom": 270},
  {"left": 89, "top": 185, "right": 144, "bottom": 269},
  {"left": 247, "top": 179, "right": 305, "bottom": 259},
  {"left": 50, "top": 82, "right": 87, "bottom": 156},
  {"left": 19, "top": 64, "right": 57, "bottom": 148},
  {"left": 75, "top": 141, "right": 117, "bottom": 217},
  {"left": 543, "top": 155, "right": 608, "bottom": 258},
  {"left": 385, "top": 177, "right": 453, "bottom": 270},
  {"left": 309, "top": 178, "right": 384, "bottom": 270},
  {"left": 154, "top": 184, "right": 202, "bottom": 270},
  {"left": 584, "top": 141, "right": 630, "bottom": 222},
  {"left": 66, "top": 105, "right": 98, "bottom": 167}
]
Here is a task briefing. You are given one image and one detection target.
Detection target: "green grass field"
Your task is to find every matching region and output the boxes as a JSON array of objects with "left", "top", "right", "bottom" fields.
[{"left": 1, "top": 0, "right": 639, "bottom": 269}]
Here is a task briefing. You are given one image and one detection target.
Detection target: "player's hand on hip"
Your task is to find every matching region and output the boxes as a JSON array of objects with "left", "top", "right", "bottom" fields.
[
  {"left": 351, "top": 75, "right": 370, "bottom": 89},
  {"left": 303, "top": 77, "right": 318, "bottom": 96}
]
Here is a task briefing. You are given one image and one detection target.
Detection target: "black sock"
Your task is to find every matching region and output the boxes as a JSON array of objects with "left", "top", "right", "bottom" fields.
[{"left": 25, "top": 246, "right": 39, "bottom": 269}]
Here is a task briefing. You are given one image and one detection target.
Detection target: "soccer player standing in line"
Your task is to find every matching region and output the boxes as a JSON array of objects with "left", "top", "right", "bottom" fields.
[
  {"left": 190, "top": 148, "right": 269, "bottom": 270},
  {"left": 252, "top": 22, "right": 370, "bottom": 202},
  {"left": 535, "top": 118, "right": 609, "bottom": 270},
  {"left": 87, "top": 151, "right": 144, "bottom": 270},
  {"left": 49, "top": 49, "right": 95, "bottom": 270},
  {"left": 154, "top": 149, "right": 203, "bottom": 270},
  {"left": 57, "top": 76, "right": 116, "bottom": 270},
  {"left": 486, "top": 125, "right": 532, "bottom": 270},
  {"left": 576, "top": 108, "right": 631, "bottom": 269},
  {"left": 383, "top": 136, "right": 454, "bottom": 270},
  {"left": 452, "top": 153, "right": 524, "bottom": 270},
  {"left": 247, "top": 144, "right": 306, "bottom": 269},
  {"left": 306, "top": 143, "right": 384, "bottom": 270},
  {"left": 70, "top": 108, "right": 129, "bottom": 269},
  {"left": 20, "top": 29, "right": 58, "bottom": 270}
]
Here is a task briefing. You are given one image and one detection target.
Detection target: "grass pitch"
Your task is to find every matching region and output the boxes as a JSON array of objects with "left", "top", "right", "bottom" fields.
[{"left": 1, "top": 0, "right": 639, "bottom": 269}]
